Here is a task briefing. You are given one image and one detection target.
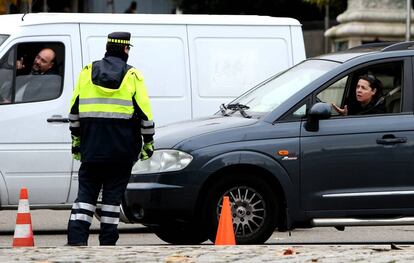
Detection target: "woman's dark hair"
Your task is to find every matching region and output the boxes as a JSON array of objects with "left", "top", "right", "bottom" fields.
[{"left": 358, "top": 74, "right": 383, "bottom": 100}]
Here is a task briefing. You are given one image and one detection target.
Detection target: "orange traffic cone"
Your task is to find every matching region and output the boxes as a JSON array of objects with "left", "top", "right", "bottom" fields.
[
  {"left": 215, "top": 196, "right": 236, "bottom": 245},
  {"left": 12, "top": 187, "right": 34, "bottom": 247}
]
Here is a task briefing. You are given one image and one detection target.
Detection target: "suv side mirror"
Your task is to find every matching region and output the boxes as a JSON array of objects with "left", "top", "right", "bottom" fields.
[{"left": 304, "top": 102, "right": 332, "bottom": 132}]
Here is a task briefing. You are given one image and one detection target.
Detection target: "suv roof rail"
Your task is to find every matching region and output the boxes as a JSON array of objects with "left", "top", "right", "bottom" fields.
[
  {"left": 347, "top": 42, "right": 396, "bottom": 51},
  {"left": 381, "top": 41, "right": 414, "bottom": 52}
]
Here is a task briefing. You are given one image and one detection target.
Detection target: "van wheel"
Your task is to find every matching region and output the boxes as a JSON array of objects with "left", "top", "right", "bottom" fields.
[
  {"left": 153, "top": 223, "right": 208, "bottom": 245},
  {"left": 205, "top": 174, "right": 277, "bottom": 244}
]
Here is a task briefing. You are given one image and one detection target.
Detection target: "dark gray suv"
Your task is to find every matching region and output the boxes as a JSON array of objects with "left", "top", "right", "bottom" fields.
[{"left": 123, "top": 42, "right": 414, "bottom": 244}]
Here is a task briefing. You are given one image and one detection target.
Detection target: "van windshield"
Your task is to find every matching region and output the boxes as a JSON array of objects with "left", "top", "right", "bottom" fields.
[
  {"left": 224, "top": 59, "right": 340, "bottom": 117},
  {"left": 0, "top": 35, "right": 9, "bottom": 47}
]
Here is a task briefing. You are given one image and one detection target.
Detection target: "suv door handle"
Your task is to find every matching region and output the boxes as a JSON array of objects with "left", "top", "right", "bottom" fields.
[
  {"left": 376, "top": 136, "right": 407, "bottom": 145},
  {"left": 47, "top": 115, "right": 69, "bottom": 123}
]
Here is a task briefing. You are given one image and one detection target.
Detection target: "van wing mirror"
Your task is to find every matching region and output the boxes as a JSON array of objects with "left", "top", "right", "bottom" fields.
[{"left": 304, "top": 102, "right": 332, "bottom": 132}]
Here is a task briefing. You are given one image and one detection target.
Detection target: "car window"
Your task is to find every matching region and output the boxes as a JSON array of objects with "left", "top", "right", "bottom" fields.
[
  {"left": 316, "top": 61, "right": 403, "bottom": 117},
  {"left": 292, "top": 104, "right": 307, "bottom": 118},
  {"left": 376, "top": 66, "right": 402, "bottom": 114},
  {"left": 0, "top": 42, "right": 64, "bottom": 104},
  {"left": 316, "top": 76, "right": 348, "bottom": 116}
]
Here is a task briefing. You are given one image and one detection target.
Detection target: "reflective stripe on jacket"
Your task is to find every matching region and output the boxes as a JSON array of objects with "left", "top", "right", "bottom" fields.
[
  {"left": 71, "top": 64, "right": 153, "bottom": 120},
  {"left": 69, "top": 62, "right": 154, "bottom": 162}
]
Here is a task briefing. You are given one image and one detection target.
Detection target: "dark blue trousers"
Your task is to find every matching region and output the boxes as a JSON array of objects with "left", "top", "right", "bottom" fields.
[{"left": 67, "top": 162, "right": 133, "bottom": 245}]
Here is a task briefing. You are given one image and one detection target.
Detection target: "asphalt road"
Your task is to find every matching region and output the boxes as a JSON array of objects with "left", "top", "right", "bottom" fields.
[{"left": 1, "top": 209, "right": 414, "bottom": 246}]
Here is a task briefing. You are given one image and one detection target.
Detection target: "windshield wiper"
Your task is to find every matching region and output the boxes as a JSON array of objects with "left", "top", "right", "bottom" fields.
[
  {"left": 227, "top": 103, "right": 251, "bottom": 118},
  {"left": 219, "top": 103, "right": 229, "bottom": 116}
]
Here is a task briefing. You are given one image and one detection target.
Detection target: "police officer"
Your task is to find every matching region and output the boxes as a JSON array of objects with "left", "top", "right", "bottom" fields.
[{"left": 67, "top": 32, "right": 155, "bottom": 246}]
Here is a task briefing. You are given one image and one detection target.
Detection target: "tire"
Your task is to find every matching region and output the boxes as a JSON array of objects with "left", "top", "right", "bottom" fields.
[
  {"left": 153, "top": 223, "right": 208, "bottom": 245},
  {"left": 205, "top": 173, "right": 278, "bottom": 244}
]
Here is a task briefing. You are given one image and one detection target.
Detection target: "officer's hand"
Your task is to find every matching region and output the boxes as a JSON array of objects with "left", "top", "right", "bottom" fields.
[
  {"left": 140, "top": 141, "right": 154, "bottom": 160},
  {"left": 71, "top": 135, "right": 81, "bottom": 161},
  {"left": 72, "top": 152, "right": 81, "bottom": 161}
]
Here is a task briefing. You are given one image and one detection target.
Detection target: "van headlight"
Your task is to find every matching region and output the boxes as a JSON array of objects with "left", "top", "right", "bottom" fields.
[{"left": 132, "top": 149, "right": 193, "bottom": 174}]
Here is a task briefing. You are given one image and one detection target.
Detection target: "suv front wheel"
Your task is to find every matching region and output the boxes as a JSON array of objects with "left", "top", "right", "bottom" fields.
[{"left": 204, "top": 173, "right": 278, "bottom": 244}]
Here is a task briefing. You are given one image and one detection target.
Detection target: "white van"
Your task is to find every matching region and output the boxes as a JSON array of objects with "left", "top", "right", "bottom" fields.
[{"left": 0, "top": 13, "right": 305, "bottom": 209}]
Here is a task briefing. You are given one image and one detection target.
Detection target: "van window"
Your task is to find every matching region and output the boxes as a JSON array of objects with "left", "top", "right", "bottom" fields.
[
  {"left": 0, "top": 42, "right": 64, "bottom": 104},
  {"left": 0, "top": 35, "right": 8, "bottom": 47},
  {"left": 0, "top": 46, "right": 14, "bottom": 103}
]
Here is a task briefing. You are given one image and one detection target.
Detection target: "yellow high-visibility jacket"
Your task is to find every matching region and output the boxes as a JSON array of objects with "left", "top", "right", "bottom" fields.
[{"left": 69, "top": 60, "right": 154, "bottom": 162}]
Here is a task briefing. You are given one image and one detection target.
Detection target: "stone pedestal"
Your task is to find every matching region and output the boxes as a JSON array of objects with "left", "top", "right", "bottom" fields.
[{"left": 325, "top": 0, "right": 414, "bottom": 51}]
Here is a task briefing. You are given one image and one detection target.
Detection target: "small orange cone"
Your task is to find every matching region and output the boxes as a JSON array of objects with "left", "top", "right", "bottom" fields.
[
  {"left": 215, "top": 196, "right": 236, "bottom": 245},
  {"left": 12, "top": 187, "right": 34, "bottom": 247}
]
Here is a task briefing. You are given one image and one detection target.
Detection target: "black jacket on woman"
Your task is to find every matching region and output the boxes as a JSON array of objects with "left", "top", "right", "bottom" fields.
[{"left": 348, "top": 99, "right": 386, "bottom": 115}]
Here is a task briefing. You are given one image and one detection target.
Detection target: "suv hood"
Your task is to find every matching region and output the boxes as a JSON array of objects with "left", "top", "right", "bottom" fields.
[{"left": 155, "top": 115, "right": 258, "bottom": 149}]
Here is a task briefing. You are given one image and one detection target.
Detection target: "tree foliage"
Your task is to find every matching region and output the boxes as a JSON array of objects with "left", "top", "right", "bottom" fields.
[
  {"left": 304, "top": 0, "right": 346, "bottom": 10},
  {"left": 173, "top": 0, "right": 347, "bottom": 21}
]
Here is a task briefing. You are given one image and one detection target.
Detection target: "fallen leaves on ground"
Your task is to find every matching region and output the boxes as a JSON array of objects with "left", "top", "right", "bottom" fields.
[
  {"left": 283, "top": 247, "right": 295, "bottom": 255},
  {"left": 165, "top": 255, "right": 193, "bottom": 263}
]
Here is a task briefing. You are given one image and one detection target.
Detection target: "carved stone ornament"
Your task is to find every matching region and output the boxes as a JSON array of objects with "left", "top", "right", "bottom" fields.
[{"left": 325, "top": 0, "right": 414, "bottom": 48}]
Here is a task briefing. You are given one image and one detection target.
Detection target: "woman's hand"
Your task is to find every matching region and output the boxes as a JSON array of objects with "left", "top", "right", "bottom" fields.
[{"left": 332, "top": 103, "right": 348, "bottom": 116}]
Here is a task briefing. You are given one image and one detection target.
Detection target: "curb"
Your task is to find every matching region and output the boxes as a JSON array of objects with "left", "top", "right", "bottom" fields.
[{"left": 1, "top": 244, "right": 414, "bottom": 262}]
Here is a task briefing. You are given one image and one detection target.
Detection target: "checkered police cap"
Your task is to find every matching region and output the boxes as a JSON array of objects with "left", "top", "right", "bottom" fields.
[{"left": 107, "top": 32, "right": 133, "bottom": 46}]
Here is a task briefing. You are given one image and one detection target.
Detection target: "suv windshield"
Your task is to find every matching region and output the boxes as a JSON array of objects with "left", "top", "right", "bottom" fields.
[
  {"left": 0, "top": 35, "right": 9, "bottom": 47},
  {"left": 224, "top": 59, "right": 340, "bottom": 116}
]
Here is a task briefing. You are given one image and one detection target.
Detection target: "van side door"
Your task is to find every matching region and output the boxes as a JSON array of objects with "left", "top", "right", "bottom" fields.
[{"left": 0, "top": 35, "right": 75, "bottom": 206}]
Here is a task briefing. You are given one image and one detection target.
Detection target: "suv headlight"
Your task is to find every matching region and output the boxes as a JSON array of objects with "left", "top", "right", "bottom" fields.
[{"left": 132, "top": 149, "right": 193, "bottom": 174}]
